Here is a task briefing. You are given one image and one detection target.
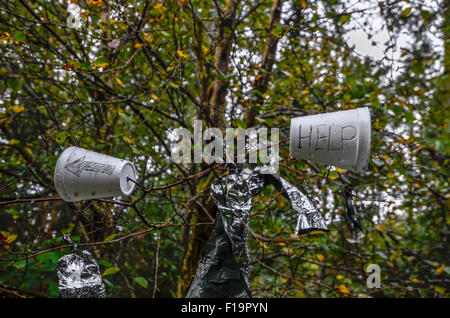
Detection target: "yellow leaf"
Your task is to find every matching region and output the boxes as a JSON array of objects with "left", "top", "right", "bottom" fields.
[
  {"left": 176, "top": 50, "right": 188, "bottom": 58},
  {"left": 410, "top": 277, "right": 420, "bottom": 283},
  {"left": 102, "top": 266, "right": 120, "bottom": 276},
  {"left": 413, "top": 144, "right": 424, "bottom": 153},
  {"left": 436, "top": 264, "right": 446, "bottom": 276},
  {"left": 0, "top": 32, "right": 17, "bottom": 44},
  {"left": 134, "top": 42, "right": 144, "bottom": 49},
  {"left": 258, "top": 241, "right": 267, "bottom": 249},
  {"left": 9, "top": 139, "right": 19, "bottom": 145},
  {"left": 375, "top": 225, "right": 386, "bottom": 232},
  {"left": 316, "top": 254, "right": 325, "bottom": 262},
  {"left": 434, "top": 286, "right": 445, "bottom": 294},
  {"left": 88, "top": 0, "right": 103, "bottom": 6},
  {"left": 11, "top": 105, "right": 25, "bottom": 113},
  {"left": 337, "top": 284, "right": 350, "bottom": 296},
  {"left": 143, "top": 33, "right": 153, "bottom": 42},
  {"left": 201, "top": 44, "right": 209, "bottom": 55},
  {"left": 81, "top": 10, "right": 89, "bottom": 19},
  {"left": 92, "top": 62, "right": 108, "bottom": 68},
  {"left": 336, "top": 274, "right": 344, "bottom": 280},
  {"left": 306, "top": 230, "right": 326, "bottom": 236},
  {"left": 5, "top": 234, "right": 17, "bottom": 244},
  {"left": 151, "top": 93, "right": 158, "bottom": 100},
  {"left": 115, "top": 77, "right": 125, "bottom": 87},
  {"left": 123, "top": 135, "right": 133, "bottom": 144},
  {"left": 156, "top": 13, "right": 165, "bottom": 21},
  {"left": 300, "top": 1, "right": 307, "bottom": 9},
  {"left": 282, "top": 247, "right": 293, "bottom": 256},
  {"left": 0, "top": 115, "right": 10, "bottom": 124}
]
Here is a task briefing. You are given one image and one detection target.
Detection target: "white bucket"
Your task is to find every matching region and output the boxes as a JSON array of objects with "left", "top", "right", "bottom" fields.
[
  {"left": 289, "top": 107, "right": 371, "bottom": 172},
  {"left": 54, "top": 146, "right": 137, "bottom": 202}
]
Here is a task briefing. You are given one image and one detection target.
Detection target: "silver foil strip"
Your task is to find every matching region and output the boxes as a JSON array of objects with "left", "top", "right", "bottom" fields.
[
  {"left": 186, "top": 165, "right": 328, "bottom": 298},
  {"left": 57, "top": 236, "right": 106, "bottom": 298},
  {"left": 263, "top": 173, "right": 329, "bottom": 234}
]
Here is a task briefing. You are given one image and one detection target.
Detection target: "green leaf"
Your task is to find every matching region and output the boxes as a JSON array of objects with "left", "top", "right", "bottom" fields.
[
  {"left": 235, "top": 118, "right": 247, "bottom": 130},
  {"left": 14, "top": 31, "right": 26, "bottom": 43},
  {"left": 61, "top": 223, "right": 74, "bottom": 234},
  {"left": 5, "top": 208, "right": 18, "bottom": 215},
  {"left": 134, "top": 277, "right": 148, "bottom": 289},
  {"left": 405, "top": 112, "right": 415, "bottom": 123},
  {"left": 272, "top": 23, "right": 285, "bottom": 37},
  {"left": 326, "top": 171, "right": 339, "bottom": 180},
  {"left": 96, "top": 144, "right": 106, "bottom": 150},
  {"left": 56, "top": 131, "right": 69, "bottom": 143},
  {"left": 94, "top": 57, "right": 109, "bottom": 64},
  {"left": 75, "top": 62, "right": 93, "bottom": 71},
  {"left": 104, "top": 233, "right": 119, "bottom": 242},
  {"left": 401, "top": 7, "right": 411, "bottom": 17},
  {"left": 103, "top": 266, "right": 120, "bottom": 276},
  {"left": 98, "top": 260, "right": 113, "bottom": 268},
  {"left": 196, "top": 171, "right": 213, "bottom": 193},
  {"left": 48, "top": 282, "right": 59, "bottom": 297},
  {"left": 392, "top": 105, "right": 403, "bottom": 115},
  {"left": 13, "top": 260, "right": 26, "bottom": 270},
  {"left": 339, "top": 14, "right": 351, "bottom": 24},
  {"left": 421, "top": 10, "right": 431, "bottom": 26},
  {"left": 7, "top": 79, "right": 21, "bottom": 92}
]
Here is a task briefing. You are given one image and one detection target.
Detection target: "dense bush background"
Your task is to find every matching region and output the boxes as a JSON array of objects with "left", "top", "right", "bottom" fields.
[{"left": 0, "top": 0, "right": 448, "bottom": 297}]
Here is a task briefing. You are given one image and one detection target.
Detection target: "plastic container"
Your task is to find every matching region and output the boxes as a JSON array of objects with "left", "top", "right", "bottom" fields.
[
  {"left": 54, "top": 146, "right": 137, "bottom": 202},
  {"left": 289, "top": 107, "right": 371, "bottom": 172}
]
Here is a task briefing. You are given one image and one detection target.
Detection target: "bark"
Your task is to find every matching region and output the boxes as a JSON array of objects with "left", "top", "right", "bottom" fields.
[
  {"left": 243, "top": 0, "right": 284, "bottom": 128},
  {"left": 176, "top": 0, "right": 236, "bottom": 297},
  {"left": 207, "top": 1, "right": 236, "bottom": 129}
]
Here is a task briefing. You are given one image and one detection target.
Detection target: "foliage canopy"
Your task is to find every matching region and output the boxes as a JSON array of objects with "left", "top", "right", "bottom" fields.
[{"left": 0, "top": 0, "right": 448, "bottom": 298}]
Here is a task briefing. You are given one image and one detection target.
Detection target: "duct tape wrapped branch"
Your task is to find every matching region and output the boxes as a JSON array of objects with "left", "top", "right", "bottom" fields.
[
  {"left": 186, "top": 165, "right": 328, "bottom": 298},
  {"left": 57, "top": 235, "right": 106, "bottom": 298}
]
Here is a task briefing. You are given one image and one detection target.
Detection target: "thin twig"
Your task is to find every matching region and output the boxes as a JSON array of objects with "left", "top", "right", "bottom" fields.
[{"left": 152, "top": 231, "right": 161, "bottom": 298}]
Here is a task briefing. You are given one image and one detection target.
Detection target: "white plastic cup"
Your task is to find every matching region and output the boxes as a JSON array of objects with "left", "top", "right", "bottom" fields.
[
  {"left": 54, "top": 146, "right": 137, "bottom": 202},
  {"left": 289, "top": 107, "right": 371, "bottom": 172}
]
